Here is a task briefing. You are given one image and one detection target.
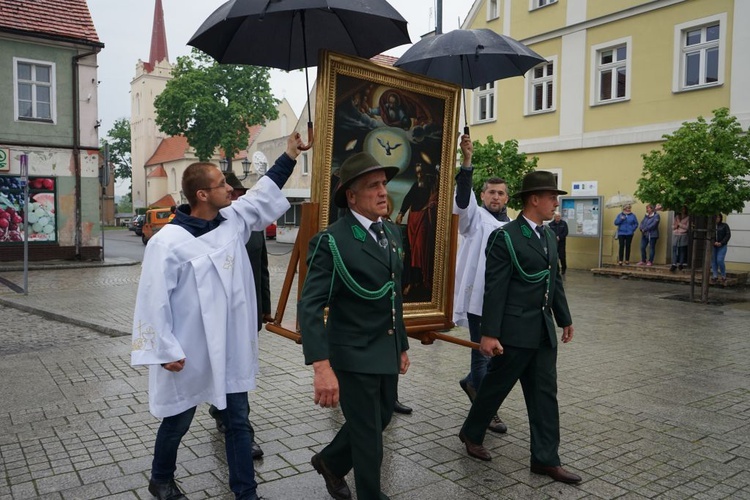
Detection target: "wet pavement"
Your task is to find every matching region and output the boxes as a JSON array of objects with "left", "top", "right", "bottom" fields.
[{"left": 0, "top": 255, "right": 749, "bottom": 499}]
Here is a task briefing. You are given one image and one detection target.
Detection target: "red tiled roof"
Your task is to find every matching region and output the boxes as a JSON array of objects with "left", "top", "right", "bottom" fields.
[
  {"left": 147, "top": 165, "right": 167, "bottom": 178},
  {"left": 371, "top": 54, "right": 398, "bottom": 67},
  {"left": 150, "top": 194, "right": 176, "bottom": 208},
  {"left": 0, "top": 0, "right": 101, "bottom": 46},
  {"left": 146, "top": 136, "right": 189, "bottom": 166},
  {"left": 247, "top": 124, "right": 263, "bottom": 148}
]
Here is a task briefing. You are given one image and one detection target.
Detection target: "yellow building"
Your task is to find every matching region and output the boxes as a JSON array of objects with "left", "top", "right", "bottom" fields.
[{"left": 461, "top": 0, "right": 749, "bottom": 270}]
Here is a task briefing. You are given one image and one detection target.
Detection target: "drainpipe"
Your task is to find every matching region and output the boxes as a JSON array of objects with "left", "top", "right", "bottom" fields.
[{"left": 72, "top": 49, "right": 98, "bottom": 259}]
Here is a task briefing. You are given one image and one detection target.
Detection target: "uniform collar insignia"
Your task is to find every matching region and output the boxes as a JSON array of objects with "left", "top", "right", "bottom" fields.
[
  {"left": 351, "top": 224, "right": 367, "bottom": 242},
  {"left": 521, "top": 225, "right": 533, "bottom": 238}
]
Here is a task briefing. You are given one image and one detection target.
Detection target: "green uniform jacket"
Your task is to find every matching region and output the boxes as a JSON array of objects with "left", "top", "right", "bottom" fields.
[
  {"left": 299, "top": 211, "right": 409, "bottom": 374},
  {"left": 480, "top": 215, "right": 572, "bottom": 348}
]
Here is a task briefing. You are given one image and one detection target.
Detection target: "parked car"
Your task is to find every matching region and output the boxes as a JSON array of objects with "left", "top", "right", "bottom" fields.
[
  {"left": 141, "top": 207, "right": 172, "bottom": 245},
  {"left": 265, "top": 223, "right": 276, "bottom": 239},
  {"left": 129, "top": 214, "right": 145, "bottom": 235}
]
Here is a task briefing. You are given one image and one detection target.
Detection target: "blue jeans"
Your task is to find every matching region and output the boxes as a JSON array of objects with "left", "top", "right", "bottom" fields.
[
  {"left": 152, "top": 392, "right": 258, "bottom": 499},
  {"left": 640, "top": 236, "right": 657, "bottom": 263},
  {"left": 711, "top": 245, "right": 728, "bottom": 278},
  {"left": 465, "top": 313, "right": 490, "bottom": 390},
  {"left": 672, "top": 245, "right": 688, "bottom": 266}
]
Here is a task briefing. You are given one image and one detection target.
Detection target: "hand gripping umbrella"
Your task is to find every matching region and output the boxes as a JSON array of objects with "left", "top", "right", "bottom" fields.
[
  {"left": 189, "top": 0, "right": 411, "bottom": 150},
  {"left": 395, "top": 28, "right": 546, "bottom": 135}
]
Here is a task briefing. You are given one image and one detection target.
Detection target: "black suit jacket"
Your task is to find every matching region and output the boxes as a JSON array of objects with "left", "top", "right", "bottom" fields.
[
  {"left": 299, "top": 210, "right": 409, "bottom": 374},
  {"left": 480, "top": 215, "right": 572, "bottom": 349}
]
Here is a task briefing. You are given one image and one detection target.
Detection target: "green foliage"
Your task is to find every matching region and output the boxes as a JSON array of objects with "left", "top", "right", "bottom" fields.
[
  {"left": 154, "top": 48, "right": 279, "bottom": 162},
  {"left": 102, "top": 118, "right": 132, "bottom": 182},
  {"left": 467, "top": 136, "right": 538, "bottom": 210},
  {"left": 117, "top": 192, "right": 132, "bottom": 214},
  {"left": 636, "top": 108, "right": 750, "bottom": 216}
]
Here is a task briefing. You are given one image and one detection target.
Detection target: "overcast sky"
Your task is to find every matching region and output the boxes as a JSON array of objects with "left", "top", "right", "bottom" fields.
[{"left": 87, "top": 0, "right": 476, "bottom": 136}]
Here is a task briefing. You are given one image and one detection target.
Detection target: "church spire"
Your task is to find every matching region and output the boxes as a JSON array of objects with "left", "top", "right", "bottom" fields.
[{"left": 148, "top": 0, "right": 169, "bottom": 67}]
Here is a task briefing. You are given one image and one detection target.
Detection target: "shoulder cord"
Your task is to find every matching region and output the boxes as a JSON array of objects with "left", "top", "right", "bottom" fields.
[
  {"left": 486, "top": 229, "right": 552, "bottom": 307},
  {"left": 308, "top": 233, "right": 395, "bottom": 303}
]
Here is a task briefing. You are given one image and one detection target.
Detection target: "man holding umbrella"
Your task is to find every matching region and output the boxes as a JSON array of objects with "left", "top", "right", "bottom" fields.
[
  {"left": 132, "top": 133, "right": 304, "bottom": 500},
  {"left": 299, "top": 152, "right": 409, "bottom": 500},
  {"left": 457, "top": 171, "right": 582, "bottom": 484},
  {"left": 452, "top": 134, "right": 510, "bottom": 434}
]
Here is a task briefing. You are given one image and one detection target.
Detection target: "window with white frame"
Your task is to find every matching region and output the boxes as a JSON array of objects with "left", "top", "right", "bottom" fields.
[
  {"left": 301, "top": 153, "right": 309, "bottom": 175},
  {"left": 684, "top": 25, "right": 719, "bottom": 87},
  {"left": 531, "top": 0, "right": 557, "bottom": 10},
  {"left": 14, "top": 58, "right": 56, "bottom": 122},
  {"left": 528, "top": 58, "right": 555, "bottom": 114},
  {"left": 473, "top": 82, "right": 496, "bottom": 123},
  {"left": 487, "top": 0, "right": 499, "bottom": 20},
  {"left": 591, "top": 38, "right": 631, "bottom": 105},
  {"left": 673, "top": 14, "right": 725, "bottom": 92}
]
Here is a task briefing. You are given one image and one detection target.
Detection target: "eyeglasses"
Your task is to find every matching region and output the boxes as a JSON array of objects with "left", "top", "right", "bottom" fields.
[{"left": 199, "top": 182, "right": 227, "bottom": 191}]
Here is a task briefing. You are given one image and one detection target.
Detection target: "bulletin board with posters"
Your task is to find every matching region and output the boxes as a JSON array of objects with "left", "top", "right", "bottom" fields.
[
  {"left": 560, "top": 196, "right": 603, "bottom": 267},
  {"left": 560, "top": 196, "right": 602, "bottom": 238}
]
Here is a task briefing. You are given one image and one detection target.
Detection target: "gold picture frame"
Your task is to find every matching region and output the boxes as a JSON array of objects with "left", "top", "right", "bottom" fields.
[{"left": 312, "top": 51, "right": 461, "bottom": 332}]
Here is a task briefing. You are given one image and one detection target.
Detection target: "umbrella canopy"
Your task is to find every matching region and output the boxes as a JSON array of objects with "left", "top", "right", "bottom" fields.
[
  {"left": 189, "top": 0, "right": 411, "bottom": 150},
  {"left": 605, "top": 192, "right": 636, "bottom": 209},
  {"left": 189, "top": 0, "right": 410, "bottom": 70},
  {"left": 394, "top": 28, "right": 546, "bottom": 90},
  {"left": 395, "top": 28, "right": 546, "bottom": 134}
]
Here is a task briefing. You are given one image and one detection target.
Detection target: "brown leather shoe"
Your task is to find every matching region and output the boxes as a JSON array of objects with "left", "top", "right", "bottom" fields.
[
  {"left": 458, "top": 431, "right": 491, "bottom": 461},
  {"left": 311, "top": 453, "right": 352, "bottom": 500},
  {"left": 530, "top": 463, "right": 582, "bottom": 484},
  {"left": 487, "top": 414, "right": 507, "bottom": 434}
]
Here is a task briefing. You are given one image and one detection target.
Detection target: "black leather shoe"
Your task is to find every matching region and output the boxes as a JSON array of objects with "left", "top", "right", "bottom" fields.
[
  {"left": 458, "top": 431, "right": 491, "bottom": 461},
  {"left": 530, "top": 463, "right": 582, "bottom": 484},
  {"left": 311, "top": 453, "right": 352, "bottom": 500},
  {"left": 208, "top": 405, "right": 226, "bottom": 434},
  {"left": 393, "top": 400, "right": 412, "bottom": 414},
  {"left": 487, "top": 414, "right": 508, "bottom": 434},
  {"left": 148, "top": 479, "right": 187, "bottom": 500},
  {"left": 459, "top": 378, "right": 477, "bottom": 403},
  {"left": 251, "top": 440, "right": 264, "bottom": 459}
]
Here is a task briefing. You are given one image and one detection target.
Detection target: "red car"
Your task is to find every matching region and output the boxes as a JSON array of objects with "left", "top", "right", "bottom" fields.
[{"left": 265, "top": 223, "right": 276, "bottom": 239}]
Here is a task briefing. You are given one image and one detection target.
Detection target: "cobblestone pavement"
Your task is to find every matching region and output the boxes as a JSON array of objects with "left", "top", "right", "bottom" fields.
[{"left": 1, "top": 258, "right": 749, "bottom": 499}]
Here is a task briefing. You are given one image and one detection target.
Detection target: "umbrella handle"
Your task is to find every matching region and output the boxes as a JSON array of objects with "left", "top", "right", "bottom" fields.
[
  {"left": 464, "top": 125, "right": 470, "bottom": 135},
  {"left": 298, "top": 122, "right": 314, "bottom": 151}
]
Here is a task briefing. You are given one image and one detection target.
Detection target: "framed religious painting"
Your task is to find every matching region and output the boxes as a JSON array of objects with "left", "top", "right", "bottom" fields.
[{"left": 311, "top": 50, "right": 461, "bottom": 334}]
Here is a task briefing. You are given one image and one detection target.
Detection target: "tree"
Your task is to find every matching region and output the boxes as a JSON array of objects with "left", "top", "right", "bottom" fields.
[
  {"left": 154, "top": 48, "right": 279, "bottom": 162},
  {"left": 467, "top": 136, "right": 538, "bottom": 209},
  {"left": 117, "top": 192, "right": 132, "bottom": 214},
  {"left": 102, "top": 118, "right": 132, "bottom": 182},
  {"left": 636, "top": 108, "right": 750, "bottom": 301}
]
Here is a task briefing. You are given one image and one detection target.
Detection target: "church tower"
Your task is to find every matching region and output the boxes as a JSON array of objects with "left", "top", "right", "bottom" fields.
[{"left": 130, "top": 0, "right": 172, "bottom": 210}]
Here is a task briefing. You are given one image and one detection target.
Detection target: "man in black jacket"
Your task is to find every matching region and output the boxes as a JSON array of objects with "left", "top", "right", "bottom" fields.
[{"left": 548, "top": 212, "right": 569, "bottom": 276}]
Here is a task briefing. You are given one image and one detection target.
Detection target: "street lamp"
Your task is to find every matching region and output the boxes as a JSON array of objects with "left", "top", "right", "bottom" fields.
[
  {"left": 238, "top": 158, "right": 251, "bottom": 180},
  {"left": 219, "top": 157, "right": 251, "bottom": 179}
]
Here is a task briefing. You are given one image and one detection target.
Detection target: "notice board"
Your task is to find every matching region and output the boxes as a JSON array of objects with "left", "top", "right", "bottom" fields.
[{"left": 560, "top": 196, "right": 602, "bottom": 238}]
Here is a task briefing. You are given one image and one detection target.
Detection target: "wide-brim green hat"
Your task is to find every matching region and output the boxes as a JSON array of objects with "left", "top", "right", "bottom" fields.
[
  {"left": 334, "top": 152, "right": 400, "bottom": 208},
  {"left": 513, "top": 170, "right": 567, "bottom": 198}
]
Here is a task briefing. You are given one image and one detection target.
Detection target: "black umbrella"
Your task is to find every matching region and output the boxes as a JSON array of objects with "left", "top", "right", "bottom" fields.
[
  {"left": 395, "top": 28, "right": 546, "bottom": 134},
  {"left": 189, "top": 0, "right": 411, "bottom": 150}
]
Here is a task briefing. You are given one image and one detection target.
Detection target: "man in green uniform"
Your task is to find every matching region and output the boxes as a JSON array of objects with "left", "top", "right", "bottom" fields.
[
  {"left": 458, "top": 171, "right": 582, "bottom": 484},
  {"left": 299, "top": 152, "right": 410, "bottom": 500}
]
